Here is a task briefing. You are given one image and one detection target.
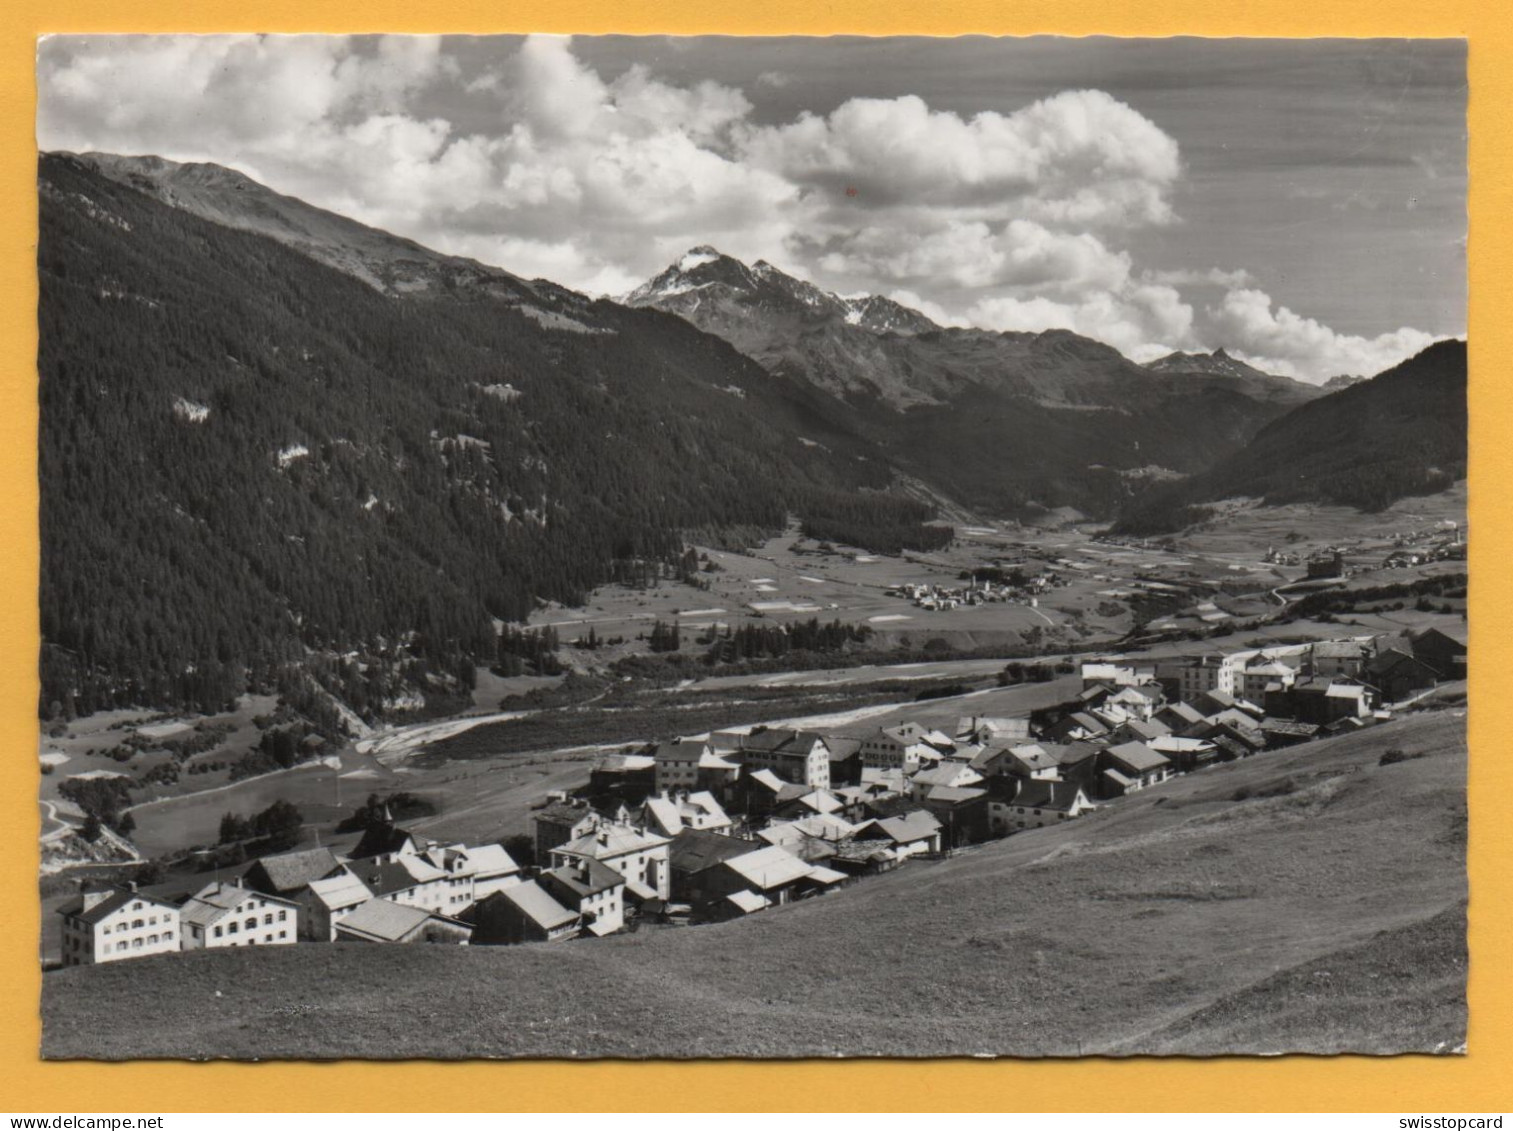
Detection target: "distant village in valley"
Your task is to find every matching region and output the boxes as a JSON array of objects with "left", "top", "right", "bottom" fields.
[{"left": 58, "top": 623, "right": 1465, "bottom": 963}]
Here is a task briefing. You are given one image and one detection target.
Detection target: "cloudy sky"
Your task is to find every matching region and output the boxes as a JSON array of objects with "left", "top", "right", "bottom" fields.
[{"left": 37, "top": 35, "right": 1466, "bottom": 381}]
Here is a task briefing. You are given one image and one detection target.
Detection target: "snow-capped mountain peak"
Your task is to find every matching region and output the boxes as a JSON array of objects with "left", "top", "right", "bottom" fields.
[{"left": 624, "top": 247, "right": 938, "bottom": 335}]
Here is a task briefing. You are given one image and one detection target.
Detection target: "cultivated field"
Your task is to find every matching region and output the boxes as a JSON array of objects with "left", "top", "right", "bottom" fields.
[{"left": 42, "top": 709, "right": 1466, "bottom": 1059}]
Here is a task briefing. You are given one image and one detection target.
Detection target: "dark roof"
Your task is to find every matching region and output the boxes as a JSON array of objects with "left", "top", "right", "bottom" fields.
[
  {"left": 1260, "top": 718, "right": 1321, "bottom": 737},
  {"left": 668, "top": 828, "right": 757, "bottom": 876},
  {"left": 243, "top": 846, "right": 342, "bottom": 895},
  {"left": 541, "top": 857, "right": 624, "bottom": 901},
  {"left": 1367, "top": 648, "right": 1437, "bottom": 677},
  {"left": 1159, "top": 702, "right": 1204, "bottom": 726},
  {"left": 1415, "top": 624, "right": 1468, "bottom": 648},
  {"left": 1121, "top": 718, "right": 1171, "bottom": 741},
  {"left": 824, "top": 736, "right": 864, "bottom": 760},
  {"left": 1210, "top": 734, "right": 1250, "bottom": 760},
  {"left": 740, "top": 728, "right": 824, "bottom": 756},
  {"left": 349, "top": 821, "right": 420, "bottom": 860},
  {"left": 1103, "top": 741, "right": 1171, "bottom": 775},
  {"left": 1195, "top": 689, "right": 1237, "bottom": 711},
  {"left": 1054, "top": 741, "right": 1102, "bottom": 767},
  {"left": 1009, "top": 780, "right": 1086, "bottom": 811},
  {"left": 346, "top": 858, "right": 433, "bottom": 898},
  {"left": 533, "top": 801, "right": 594, "bottom": 827},
  {"left": 650, "top": 741, "right": 704, "bottom": 763},
  {"left": 57, "top": 885, "right": 175, "bottom": 925},
  {"left": 486, "top": 881, "right": 580, "bottom": 931}
]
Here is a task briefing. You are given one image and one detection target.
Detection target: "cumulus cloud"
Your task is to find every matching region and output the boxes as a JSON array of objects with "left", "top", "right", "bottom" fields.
[
  {"left": 35, "top": 34, "right": 1444, "bottom": 375},
  {"left": 737, "top": 89, "right": 1180, "bottom": 227},
  {"left": 1206, "top": 288, "right": 1439, "bottom": 382},
  {"left": 968, "top": 280, "right": 1195, "bottom": 361}
]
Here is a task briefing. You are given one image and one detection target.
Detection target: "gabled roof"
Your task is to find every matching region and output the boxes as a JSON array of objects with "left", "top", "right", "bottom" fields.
[
  {"left": 857, "top": 810, "right": 942, "bottom": 845},
  {"left": 57, "top": 886, "right": 178, "bottom": 925},
  {"left": 1366, "top": 649, "right": 1435, "bottom": 677},
  {"left": 720, "top": 845, "right": 813, "bottom": 890},
  {"left": 1008, "top": 779, "right": 1087, "bottom": 811},
  {"left": 1068, "top": 712, "right": 1106, "bottom": 733},
  {"left": 533, "top": 801, "right": 595, "bottom": 827},
  {"left": 758, "top": 813, "right": 856, "bottom": 846},
  {"left": 956, "top": 715, "right": 1030, "bottom": 740},
  {"left": 305, "top": 870, "right": 373, "bottom": 910},
  {"left": 1415, "top": 624, "right": 1469, "bottom": 647},
  {"left": 1120, "top": 718, "right": 1172, "bottom": 741},
  {"left": 650, "top": 740, "right": 707, "bottom": 764},
  {"left": 1210, "top": 734, "right": 1250, "bottom": 760},
  {"left": 349, "top": 821, "right": 421, "bottom": 861},
  {"left": 180, "top": 882, "right": 295, "bottom": 930},
  {"left": 557, "top": 823, "right": 671, "bottom": 859},
  {"left": 334, "top": 898, "right": 436, "bottom": 942},
  {"left": 775, "top": 788, "right": 843, "bottom": 816},
  {"left": 462, "top": 843, "right": 520, "bottom": 878},
  {"left": 922, "top": 784, "right": 987, "bottom": 804},
  {"left": 669, "top": 828, "right": 757, "bottom": 875},
  {"left": 346, "top": 856, "right": 445, "bottom": 898},
  {"left": 824, "top": 736, "right": 864, "bottom": 760},
  {"left": 490, "top": 880, "right": 580, "bottom": 931},
  {"left": 1054, "top": 741, "right": 1103, "bottom": 767},
  {"left": 724, "top": 889, "right": 770, "bottom": 914},
  {"left": 1103, "top": 741, "right": 1171, "bottom": 775},
  {"left": 746, "top": 768, "right": 788, "bottom": 794},
  {"left": 1195, "top": 689, "right": 1237, "bottom": 711},
  {"left": 244, "top": 846, "right": 343, "bottom": 895},
  {"left": 740, "top": 728, "right": 826, "bottom": 757},
  {"left": 911, "top": 764, "right": 983, "bottom": 789},
  {"left": 1158, "top": 702, "right": 1204, "bottom": 726},
  {"left": 641, "top": 795, "right": 685, "bottom": 836},
  {"left": 542, "top": 856, "right": 625, "bottom": 900}
]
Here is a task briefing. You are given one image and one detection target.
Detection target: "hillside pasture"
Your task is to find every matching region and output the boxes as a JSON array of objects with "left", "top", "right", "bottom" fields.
[{"left": 42, "top": 711, "right": 1466, "bottom": 1059}]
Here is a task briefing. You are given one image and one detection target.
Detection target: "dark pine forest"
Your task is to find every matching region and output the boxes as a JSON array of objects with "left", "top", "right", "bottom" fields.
[{"left": 37, "top": 155, "right": 942, "bottom": 718}]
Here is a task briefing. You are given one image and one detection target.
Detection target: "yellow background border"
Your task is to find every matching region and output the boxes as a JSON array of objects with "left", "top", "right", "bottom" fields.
[{"left": 2, "top": 0, "right": 1505, "bottom": 1113}]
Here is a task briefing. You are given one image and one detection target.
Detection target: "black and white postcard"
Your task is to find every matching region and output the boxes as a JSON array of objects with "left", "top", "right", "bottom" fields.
[{"left": 35, "top": 34, "right": 1467, "bottom": 1059}]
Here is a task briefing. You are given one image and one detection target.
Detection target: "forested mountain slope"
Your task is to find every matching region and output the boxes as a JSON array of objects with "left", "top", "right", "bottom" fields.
[
  {"left": 38, "top": 154, "right": 930, "bottom": 716},
  {"left": 626, "top": 248, "right": 1321, "bottom": 519},
  {"left": 1114, "top": 340, "right": 1467, "bottom": 534}
]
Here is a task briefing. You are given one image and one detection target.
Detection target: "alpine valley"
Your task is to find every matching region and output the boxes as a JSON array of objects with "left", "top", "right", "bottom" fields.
[{"left": 38, "top": 152, "right": 1466, "bottom": 721}]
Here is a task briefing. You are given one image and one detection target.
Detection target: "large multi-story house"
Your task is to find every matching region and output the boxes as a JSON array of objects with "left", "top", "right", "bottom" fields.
[
  {"left": 294, "top": 868, "right": 374, "bottom": 941},
  {"left": 1176, "top": 654, "right": 1240, "bottom": 699},
  {"left": 736, "top": 728, "right": 833, "bottom": 789},
  {"left": 58, "top": 883, "right": 181, "bottom": 966},
  {"left": 345, "top": 853, "right": 458, "bottom": 917},
  {"left": 857, "top": 723, "right": 936, "bottom": 774},
  {"left": 550, "top": 820, "right": 673, "bottom": 902},
  {"left": 180, "top": 882, "right": 299, "bottom": 950}
]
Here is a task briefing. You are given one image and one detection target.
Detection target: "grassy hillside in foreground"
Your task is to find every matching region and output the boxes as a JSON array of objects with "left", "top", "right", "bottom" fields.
[{"left": 42, "top": 711, "right": 1466, "bottom": 1059}]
